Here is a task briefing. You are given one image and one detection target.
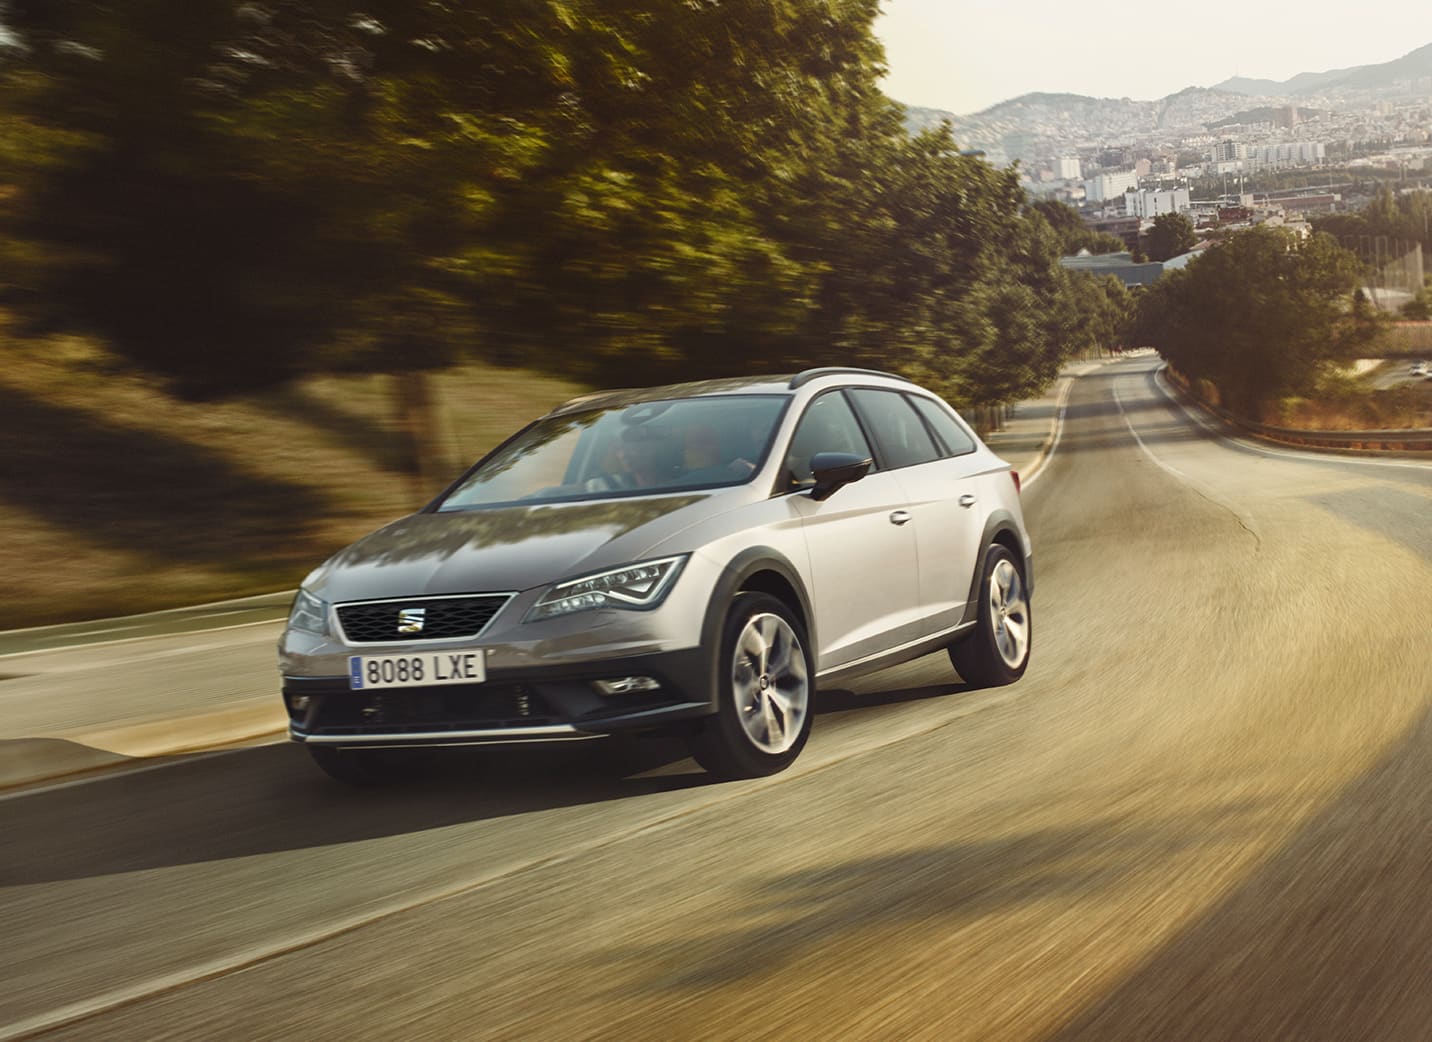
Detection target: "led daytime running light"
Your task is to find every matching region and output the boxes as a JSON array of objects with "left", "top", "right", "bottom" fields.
[{"left": 527, "top": 556, "right": 686, "bottom": 621}]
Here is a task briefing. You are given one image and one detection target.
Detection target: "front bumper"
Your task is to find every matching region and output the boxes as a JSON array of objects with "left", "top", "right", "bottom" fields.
[{"left": 283, "top": 646, "right": 713, "bottom": 748}]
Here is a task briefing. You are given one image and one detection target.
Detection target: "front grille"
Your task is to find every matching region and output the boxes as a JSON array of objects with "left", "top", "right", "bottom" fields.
[{"left": 335, "top": 594, "right": 512, "bottom": 644}]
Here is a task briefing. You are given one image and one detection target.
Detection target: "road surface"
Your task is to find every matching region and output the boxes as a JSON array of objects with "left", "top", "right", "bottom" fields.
[{"left": 3, "top": 358, "right": 1430, "bottom": 1041}]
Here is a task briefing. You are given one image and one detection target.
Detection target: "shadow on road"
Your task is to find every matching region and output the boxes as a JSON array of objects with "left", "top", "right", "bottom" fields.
[
  {"left": 816, "top": 682, "right": 969, "bottom": 715},
  {"left": 592, "top": 799, "right": 1265, "bottom": 995},
  {"left": 0, "top": 738, "right": 705, "bottom": 886},
  {"left": 1049, "top": 704, "right": 1432, "bottom": 1041},
  {"left": 0, "top": 675, "right": 978, "bottom": 887}
]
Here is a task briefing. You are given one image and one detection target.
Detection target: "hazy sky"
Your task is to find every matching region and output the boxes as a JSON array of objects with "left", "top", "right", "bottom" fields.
[{"left": 874, "top": 1, "right": 1432, "bottom": 115}]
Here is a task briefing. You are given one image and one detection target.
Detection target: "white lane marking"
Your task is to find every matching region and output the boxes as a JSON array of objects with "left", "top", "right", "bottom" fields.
[
  {"left": 0, "top": 618, "right": 284, "bottom": 662},
  {"left": 1111, "top": 371, "right": 1261, "bottom": 542},
  {"left": 1020, "top": 373, "right": 1075, "bottom": 489},
  {"left": 45, "top": 625, "right": 144, "bottom": 639},
  {"left": 1111, "top": 375, "right": 1190, "bottom": 481},
  {"left": 1153, "top": 366, "right": 1432, "bottom": 474},
  {"left": 0, "top": 686, "right": 1020, "bottom": 1041}
]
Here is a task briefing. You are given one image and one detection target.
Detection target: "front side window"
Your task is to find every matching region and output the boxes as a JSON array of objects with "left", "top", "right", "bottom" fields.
[
  {"left": 783, "top": 391, "right": 874, "bottom": 490},
  {"left": 437, "top": 395, "right": 788, "bottom": 509},
  {"left": 847, "top": 388, "right": 940, "bottom": 469}
]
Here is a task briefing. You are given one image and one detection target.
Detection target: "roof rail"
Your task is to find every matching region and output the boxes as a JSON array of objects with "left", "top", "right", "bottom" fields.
[{"left": 788, "top": 367, "right": 912, "bottom": 390}]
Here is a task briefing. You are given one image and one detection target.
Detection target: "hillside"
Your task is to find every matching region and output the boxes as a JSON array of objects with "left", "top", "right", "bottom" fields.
[
  {"left": 1213, "top": 41, "right": 1432, "bottom": 96},
  {"left": 1208, "top": 105, "right": 1322, "bottom": 128},
  {"left": 0, "top": 323, "right": 587, "bottom": 628},
  {"left": 937, "top": 87, "right": 1246, "bottom": 165}
]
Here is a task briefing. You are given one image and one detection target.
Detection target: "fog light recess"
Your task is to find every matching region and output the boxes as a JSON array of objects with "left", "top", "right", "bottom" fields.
[{"left": 592, "top": 676, "right": 661, "bottom": 696}]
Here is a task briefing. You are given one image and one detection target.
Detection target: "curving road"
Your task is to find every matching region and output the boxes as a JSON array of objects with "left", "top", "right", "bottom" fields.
[{"left": 3, "top": 358, "right": 1431, "bottom": 1041}]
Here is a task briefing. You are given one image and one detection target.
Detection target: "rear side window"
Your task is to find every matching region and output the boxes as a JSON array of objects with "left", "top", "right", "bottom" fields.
[
  {"left": 847, "top": 388, "right": 940, "bottom": 470},
  {"left": 908, "top": 395, "right": 977, "bottom": 457}
]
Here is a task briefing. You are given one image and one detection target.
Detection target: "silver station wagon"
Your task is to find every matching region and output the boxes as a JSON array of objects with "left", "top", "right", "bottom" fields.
[{"left": 279, "top": 367, "right": 1033, "bottom": 785}]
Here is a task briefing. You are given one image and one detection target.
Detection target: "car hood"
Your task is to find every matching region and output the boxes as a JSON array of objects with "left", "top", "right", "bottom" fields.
[{"left": 305, "top": 492, "right": 730, "bottom": 603}]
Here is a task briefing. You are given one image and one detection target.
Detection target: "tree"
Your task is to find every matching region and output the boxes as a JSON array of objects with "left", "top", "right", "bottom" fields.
[
  {"left": 1142, "top": 212, "right": 1196, "bottom": 262},
  {"left": 1, "top": 0, "right": 1086, "bottom": 433},
  {"left": 1136, "top": 228, "right": 1381, "bottom": 416},
  {"left": 1030, "top": 199, "right": 1124, "bottom": 255},
  {"left": 1401, "top": 289, "right": 1432, "bottom": 320}
]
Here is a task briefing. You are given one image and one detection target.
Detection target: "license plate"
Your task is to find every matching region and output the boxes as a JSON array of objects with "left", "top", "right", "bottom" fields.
[{"left": 348, "top": 650, "right": 486, "bottom": 690}]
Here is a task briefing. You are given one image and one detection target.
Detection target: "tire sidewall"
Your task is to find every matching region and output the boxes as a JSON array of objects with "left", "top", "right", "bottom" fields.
[
  {"left": 951, "top": 545, "right": 1031, "bottom": 687},
  {"left": 695, "top": 591, "right": 814, "bottom": 778},
  {"left": 980, "top": 546, "right": 1030, "bottom": 682}
]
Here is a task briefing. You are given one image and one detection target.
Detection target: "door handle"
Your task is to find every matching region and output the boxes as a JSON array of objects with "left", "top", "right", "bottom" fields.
[
  {"left": 889, "top": 510, "right": 912, "bottom": 526},
  {"left": 958, "top": 494, "right": 977, "bottom": 508}
]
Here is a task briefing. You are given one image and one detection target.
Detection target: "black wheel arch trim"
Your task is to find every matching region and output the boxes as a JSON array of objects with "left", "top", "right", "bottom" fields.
[
  {"left": 699, "top": 546, "right": 817, "bottom": 689},
  {"left": 958, "top": 511, "right": 1033, "bottom": 627}
]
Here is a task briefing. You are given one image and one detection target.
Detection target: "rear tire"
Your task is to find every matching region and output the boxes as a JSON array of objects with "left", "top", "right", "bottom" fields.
[
  {"left": 689, "top": 592, "right": 814, "bottom": 780},
  {"left": 308, "top": 745, "right": 425, "bottom": 787},
  {"left": 949, "top": 545, "right": 1031, "bottom": 688}
]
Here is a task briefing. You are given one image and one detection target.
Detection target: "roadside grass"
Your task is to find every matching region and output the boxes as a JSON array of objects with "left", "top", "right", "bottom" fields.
[
  {"left": 0, "top": 330, "right": 586, "bottom": 629},
  {"left": 1265, "top": 365, "right": 1432, "bottom": 430}
]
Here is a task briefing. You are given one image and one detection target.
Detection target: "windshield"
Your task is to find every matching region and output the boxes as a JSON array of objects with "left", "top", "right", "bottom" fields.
[{"left": 437, "top": 394, "right": 790, "bottom": 510}]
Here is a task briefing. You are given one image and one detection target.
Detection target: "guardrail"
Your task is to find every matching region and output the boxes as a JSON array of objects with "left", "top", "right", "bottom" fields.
[{"left": 1164, "top": 368, "right": 1432, "bottom": 454}]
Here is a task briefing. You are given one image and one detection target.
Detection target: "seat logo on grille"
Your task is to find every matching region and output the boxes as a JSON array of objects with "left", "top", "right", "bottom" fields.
[{"left": 397, "top": 608, "right": 427, "bottom": 634}]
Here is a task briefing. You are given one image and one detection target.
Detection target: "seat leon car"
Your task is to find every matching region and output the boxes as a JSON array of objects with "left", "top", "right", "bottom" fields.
[{"left": 279, "top": 367, "right": 1033, "bottom": 785}]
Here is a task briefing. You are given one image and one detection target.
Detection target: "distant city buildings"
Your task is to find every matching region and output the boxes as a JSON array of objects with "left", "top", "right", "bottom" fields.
[
  {"left": 1245, "top": 141, "right": 1327, "bottom": 168},
  {"left": 1083, "top": 169, "right": 1138, "bottom": 204},
  {"left": 1212, "top": 140, "right": 1244, "bottom": 164},
  {"left": 1124, "top": 186, "right": 1192, "bottom": 218},
  {"left": 1057, "top": 155, "right": 1082, "bottom": 179}
]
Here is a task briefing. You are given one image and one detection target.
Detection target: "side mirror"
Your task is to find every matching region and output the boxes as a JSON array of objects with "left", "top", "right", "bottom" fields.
[{"left": 809, "top": 452, "right": 872, "bottom": 501}]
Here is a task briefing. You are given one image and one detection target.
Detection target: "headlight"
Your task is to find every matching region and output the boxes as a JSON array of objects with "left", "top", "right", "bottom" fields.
[
  {"left": 526, "top": 555, "right": 688, "bottom": 622},
  {"left": 287, "top": 588, "right": 330, "bottom": 635}
]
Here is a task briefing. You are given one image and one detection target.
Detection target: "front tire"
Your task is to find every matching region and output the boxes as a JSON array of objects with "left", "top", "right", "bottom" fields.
[
  {"left": 689, "top": 592, "right": 814, "bottom": 780},
  {"left": 308, "top": 745, "right": 425, "bottom": 787},
  {"left": 949, "top": 545, "right": 1031, "bottom": 688}
]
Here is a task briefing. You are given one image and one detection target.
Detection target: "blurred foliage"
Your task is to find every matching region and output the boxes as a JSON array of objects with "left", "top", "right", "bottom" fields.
[
  {"left": 0, "top": 1, "right": 1126, "bottom": 406},
  {"left": 1401, "top": 288, "right": 1432, "bottom": 320},
  {"left": 1136, "top": 228, "right": 1382, "bottom": 417}
]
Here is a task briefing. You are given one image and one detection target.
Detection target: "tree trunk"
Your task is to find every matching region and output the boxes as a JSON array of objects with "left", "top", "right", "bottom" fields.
[{"left": 391, "top": 370, "right": 443, "bottom": 508}]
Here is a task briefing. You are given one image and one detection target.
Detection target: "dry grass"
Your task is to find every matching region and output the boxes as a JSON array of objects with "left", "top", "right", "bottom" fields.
[
  {"left": 1268, "top": 364, "right": 1432, "bottom": 430},
  {"left": 0, "top": 330, "right": 586, "bottom": 628},
  {"left": 1271, "top": 390, "right": 1432, "bottom": 431}
]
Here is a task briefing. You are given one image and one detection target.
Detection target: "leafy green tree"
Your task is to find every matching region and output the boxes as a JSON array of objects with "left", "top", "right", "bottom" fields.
[
  {"left": 1030, "top": 199, "right": 1124, "bottom": 255},
  {"left": 1142, "top": 212, "right": 1196, "bottom": 262},
  {"left": 1136, "top": 228, "right": 1381, "bottom": 416},
  {"left": 1, "top": 0, "right": 1089, "bottom": 439}
]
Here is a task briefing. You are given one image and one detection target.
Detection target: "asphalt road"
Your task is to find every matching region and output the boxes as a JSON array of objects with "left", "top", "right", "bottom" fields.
[
  {"left": 1368, "top": 360, "right": 1432, "bottom": 390},
  {"left": 3, "top": 358, "right": 1431, "bottom": 1041}
]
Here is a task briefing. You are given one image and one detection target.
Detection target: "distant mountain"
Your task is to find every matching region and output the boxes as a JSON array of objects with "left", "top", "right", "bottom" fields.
[
  {"left": 1216, "top": 76, "right": 1286, "bottom": 96},
  {"left": 889, "top": 41, "right": 1432, "bottom": 167},
  {"left": 902, "top": 104, "right": 959, "bottom": 136},
  {"left": 1207, "top": 105, "right": 1321, "bottom": 129},
  {"left": 1213, "top": 42, "right": 1432, "bottom": 96},
  {"left": 917, "top": 88, "right": 1246, "bottom": 164}
]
